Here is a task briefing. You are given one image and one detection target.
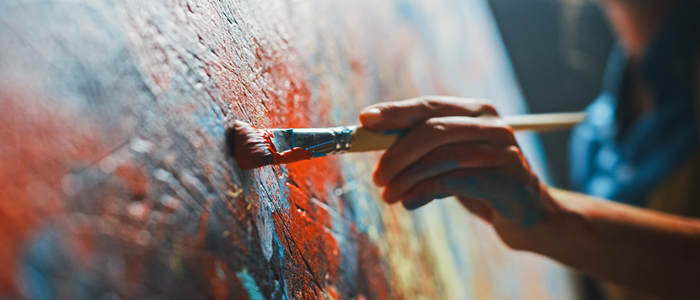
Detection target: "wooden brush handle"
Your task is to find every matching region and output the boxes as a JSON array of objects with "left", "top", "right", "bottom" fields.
[
  {"left": 502, "top": 112, "right": 586, "bottom": 132},
  {"left": 348, "top": 112, "right": 585, "bottom": 152}
]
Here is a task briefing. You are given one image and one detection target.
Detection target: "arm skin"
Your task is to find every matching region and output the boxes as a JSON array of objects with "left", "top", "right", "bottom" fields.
[
  {"left": 538, "top": 188, "right": 700, "bottom": 300},
  {"left": 360, "top": 96, "right": 700, "bottom": 300}
]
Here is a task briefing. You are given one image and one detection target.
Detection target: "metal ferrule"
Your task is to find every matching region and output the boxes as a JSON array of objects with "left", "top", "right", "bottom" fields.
[{"left": 269, "top": 126, "right": 353, "bottom": 155}]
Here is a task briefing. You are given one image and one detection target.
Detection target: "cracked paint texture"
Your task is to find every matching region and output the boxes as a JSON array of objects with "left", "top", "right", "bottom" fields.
[{"left": 0, "top": 0, "right": 575, "bottom": 299}]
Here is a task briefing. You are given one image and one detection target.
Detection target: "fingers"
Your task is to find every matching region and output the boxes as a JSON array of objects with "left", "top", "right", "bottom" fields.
[
  {"left": 398, "top": 168, "right": 520, "bottom": 210},
  {"left": 399, "top": 168, "right": 491, "bottom": 210},
  {"left": 373, "top": 116, "right": 517, "bottom": 186},
  {"left": 381, "top": 142, "right": 519, "bottom": 203},
  {"left": 398, "top": 168, "right": 546, "bottom": 229},
  {"left": 359, "top": 96, "right": 498, "bottom": 130},
  {"left": 457, "top": 196, "right": 494, "bottom": 222}
]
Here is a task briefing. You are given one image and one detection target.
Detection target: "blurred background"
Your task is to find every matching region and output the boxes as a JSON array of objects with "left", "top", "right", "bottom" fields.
[{"left": 487, "top": 0, "right": 614, "bottom": 189}]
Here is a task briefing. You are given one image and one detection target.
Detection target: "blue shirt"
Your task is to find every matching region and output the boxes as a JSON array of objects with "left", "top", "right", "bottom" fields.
[{"left": 569, "top": 0, "right": 700, "bottom": 206}]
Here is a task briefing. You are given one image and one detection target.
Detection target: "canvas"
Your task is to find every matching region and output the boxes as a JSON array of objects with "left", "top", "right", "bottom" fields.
[{"left": 0, "top": 0, "right": 575, "bottom": 299}]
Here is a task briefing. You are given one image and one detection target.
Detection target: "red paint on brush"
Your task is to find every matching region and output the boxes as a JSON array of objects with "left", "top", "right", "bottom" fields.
[
  {"left": 230, "top": 121, "right": 314, "bottom": 169},
  {"left": 230, "top": 121, "right": 274, "bottom": 169},
  {"left": 205, "top": 15, "right": 372, "bottom": 295},
  {"left": 275, "top": 147, "right": 314, "bottom": 164},
  {"left": 260, "top": 129, "right": 314, "bottom": 165}
]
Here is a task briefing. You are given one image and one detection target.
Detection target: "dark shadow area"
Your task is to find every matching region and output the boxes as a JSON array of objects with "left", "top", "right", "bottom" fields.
[{"left": 487, "top": 0, "right": 614, "bottom": 188}]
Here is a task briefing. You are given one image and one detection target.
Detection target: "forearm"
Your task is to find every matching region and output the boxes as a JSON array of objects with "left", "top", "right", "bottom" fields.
[
  {"left": 358, "top": 97, "right": 700, "bottom": 298},
  {"left": 531, "top": 187, "right": 700, "bottom": 299}
]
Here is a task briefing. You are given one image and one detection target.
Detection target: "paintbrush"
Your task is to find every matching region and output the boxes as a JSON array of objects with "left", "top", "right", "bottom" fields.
[{"left": 227, "top": 112, "right": 586, "bottom": 169}]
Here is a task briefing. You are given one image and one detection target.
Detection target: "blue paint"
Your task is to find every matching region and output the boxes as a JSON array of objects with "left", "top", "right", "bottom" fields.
[
  {"left": 274, "top": 230, "right": 285, "bottom": 260},
  {"left": 312, "top": 151, "right": 326, "bottom": 158},
  {"left": 434, "top": 159, "right": 460, "bottom": 173},
  {"left": 519, "top": 210, "right": 540, "bottom": 229},
  {"left": 276, "top": 170, "right": 291, "bottom": 213},
  {"left": 405, "top": 159, "right": 459, "bottom": 178},
  {"left": 236, "top": 269, "right": 265, "bottom": 300},
  {"left": 271, "top": 234, "right": 287, "bottom": 300},
  {"left": 20, "top": 228, "right": 95, "bottom": 300},
  {"left": 194, "top": 103, "right": 225, "bottom": 139},
  {"left": 383, "top": 128, "right": 410, "bottom": 136},
  {"left": 405, "top": 194, "right": 447, "bottom": 210},
  {"left": 395, "top": 1, "right": 414, "bottom": 19},
  {"left": 307, "top": 140, "right": 334, "bottom": 149},
  {"left": 254, "top": 167, "right": 285, "bottom": 260},
  {"left": 418, "top": 173, "right": 545, "bottom": 229},
  {"left": 338, "top": 160, "right": 387, "bottom": 236}
]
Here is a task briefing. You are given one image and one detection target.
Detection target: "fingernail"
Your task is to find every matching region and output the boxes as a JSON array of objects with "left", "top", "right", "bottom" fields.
[{"left": 360, "top": 107, "right": 383, "bottom": 126}]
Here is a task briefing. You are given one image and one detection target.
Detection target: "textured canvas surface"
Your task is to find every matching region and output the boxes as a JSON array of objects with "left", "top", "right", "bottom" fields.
[{"left": 0, "top": 0, "right": 575, "bottom": 299}]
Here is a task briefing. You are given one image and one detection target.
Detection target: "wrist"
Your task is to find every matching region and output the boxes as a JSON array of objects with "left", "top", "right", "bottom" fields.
[
  {"left": 526, "top": 187, "right": 599, "bottom": 258},
  {"left": 515, "top": 186, "right": 566, "bottom": 253},
  {"left": 493, "top": 183, "right": 569, "bottom": 252}
]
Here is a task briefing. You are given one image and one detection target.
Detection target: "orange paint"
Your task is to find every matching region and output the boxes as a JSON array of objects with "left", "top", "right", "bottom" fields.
[
  {"left": 0, "top": 87, "right": 105, "bottom": 294},
  {"left": 260, "top": 129, "right": 314, "bottom": 165},
  {"left": 114, "top": 162, "right": 150, "bottom": 200},
  {"left": 197, "top": 5, "right": 392, "bottom": 295},
  {"left": 206, "top": 259, "right": 231, "bottom": 300}
]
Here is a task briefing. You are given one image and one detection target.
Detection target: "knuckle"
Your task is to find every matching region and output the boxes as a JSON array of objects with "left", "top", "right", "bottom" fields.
[
  {"left": 505, "top": 145, "right": 523, "bottom": 156},
  {"left": 459, "top": 144, "right": 499, "bottom": 166},
  {"left": 490, "top": 123, "right": 515, "bottom": 139},
  {"left": 465, "top": 98, "right": 494, "bottom": 112},
  {"left": 504, "top": 145, "right": 524, "bottom": 163},
  {"left": 424, "top": 119, "right": 452, "bottom": 139},
  {"left": 494, "top": 125, "right": 511, "bottom": 136},
  {"left": 419, "top": 98, "right": 444, "bottom": 112},
  {"left": 463, "top": 98, "right": 497, "bottom": 116},
  {"left": 373, "top": 103, "right": 391, "bottom": 114},
  {"left": 479, "top": 103, "right": 498, "bottom": 116}
]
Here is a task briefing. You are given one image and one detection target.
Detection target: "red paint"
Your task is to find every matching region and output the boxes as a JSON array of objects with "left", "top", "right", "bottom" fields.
[
  {"left": 261, "top": 129, "right": 314, "bottom": 165},
  {"left": 0, "top": 87, "right": 105, "bottom": 294},
  {"left": 230, "top": 121, "right": 274, "bottom": 169},
  {"left": 114, "top": 162, "right": 150, "bottom": 200},
  {"left": 213, "top": 36, "right": 348, "bottom": 292},
  {"left": 353, "top": 226, "right": 391, "bottom": 300},
  {"left": 230, "top": 121, "right": 314, "bottom": 169},
  {"left": 204, "top": 258, "right": 231, "bottom": 300},
  {"left": 274, "top": 147, "right": 314, "bottom": 164},
  {"left": 199, "top": 5, "right": 393, "bottom": 295}
]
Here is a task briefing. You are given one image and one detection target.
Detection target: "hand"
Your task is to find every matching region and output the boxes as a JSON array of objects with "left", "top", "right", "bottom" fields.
[{"left": 360, "top": 96, "right": 559, "bottom": 249}]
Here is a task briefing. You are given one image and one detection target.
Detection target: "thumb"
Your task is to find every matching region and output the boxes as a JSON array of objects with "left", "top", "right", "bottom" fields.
[{"left": 359, "top": 96, "right": 498, "bottom": 130}]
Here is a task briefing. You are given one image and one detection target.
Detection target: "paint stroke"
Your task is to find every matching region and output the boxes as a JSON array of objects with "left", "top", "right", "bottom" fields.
[
  {"left": 236, "top": 269, "right": 265, "bottom": 300},
  {"left": 261, "top": 130, "right": 314, "bottom": 165}
]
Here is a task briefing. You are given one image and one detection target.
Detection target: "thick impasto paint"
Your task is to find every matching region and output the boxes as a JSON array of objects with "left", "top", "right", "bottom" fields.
[{"left": 0, "top": 0, "right": 575, "bottom": 299}]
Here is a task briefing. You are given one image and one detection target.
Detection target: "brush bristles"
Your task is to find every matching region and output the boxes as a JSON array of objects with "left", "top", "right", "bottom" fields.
[{"left": 225, "top": 120, "right": 274, "bottom": 169}]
